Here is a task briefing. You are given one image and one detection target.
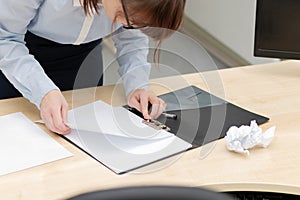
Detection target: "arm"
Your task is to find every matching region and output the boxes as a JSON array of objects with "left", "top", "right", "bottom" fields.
[
  {"left": 112, "top": 28, "right": 166, "bottom": 119},
  {"left": 112, "top": 28, "right": 151, "bottom": 95},
  {"left": 0, "top": 0, "right": 58, "bottom": 107},
  {"left": 0, "top": 0, "right": 70, "bottom": 134}
]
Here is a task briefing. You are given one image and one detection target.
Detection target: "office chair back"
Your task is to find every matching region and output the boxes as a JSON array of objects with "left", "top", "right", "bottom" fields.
[{"left": 68, "top": 186, "right": 234, "bottom": 200}]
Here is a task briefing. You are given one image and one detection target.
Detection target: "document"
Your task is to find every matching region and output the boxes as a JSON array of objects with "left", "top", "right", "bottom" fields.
[
  {"left": 63, "top": 100, "right": 192, "bottom": 174},
  {"left": 0, "top": 113, "right": 72, "bottom": 176}
]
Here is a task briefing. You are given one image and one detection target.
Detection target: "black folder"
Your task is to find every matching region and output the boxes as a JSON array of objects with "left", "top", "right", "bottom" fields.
[
  {"left": 127, "top": 85, "right": 269, "bottom": 148},
  {"left": 61, "top": 85, "right": 269, "bottom": 174}
]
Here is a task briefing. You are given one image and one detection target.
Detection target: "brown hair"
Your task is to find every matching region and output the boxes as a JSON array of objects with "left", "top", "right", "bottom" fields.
[
  {"left": 82, "top": 0, "right": 99, "bottom": 15},
  {"left": 82, "top": 0, "right": 186, "bottom": 62}
]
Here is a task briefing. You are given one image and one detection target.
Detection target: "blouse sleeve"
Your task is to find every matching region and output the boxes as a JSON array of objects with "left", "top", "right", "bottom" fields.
[
  {"left": 0, "top": 0, "right": 59, "bottom": 108},
  {"left": 112, "top": 28, "right": 151, "bottom": 96}
]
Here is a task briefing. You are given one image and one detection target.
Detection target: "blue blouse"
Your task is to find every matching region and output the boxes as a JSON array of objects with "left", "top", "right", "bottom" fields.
[{"left": 0, "top": 0, "right": 150, "bottom": 107}]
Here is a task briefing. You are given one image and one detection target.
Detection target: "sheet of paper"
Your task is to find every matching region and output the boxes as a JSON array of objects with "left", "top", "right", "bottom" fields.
[
  {"left": 0, "top": 113, "right": 72, "bottom": 176},
  {"left": 63, "top": 100, "right": 192, "bottom": 174},
  {"left": 66, "top": 128, "right": 175, "bottom": 155},
  {"left": 64, "top": 128, "right": 191, "bottom": 174},
  {"left": 225, "top": 120, "right": 275, "bottom": 155},
  {"left": 66, "top": 100, "right": 177, "bottom": 154},
  {"left": 68, "top": 100, "right": 173, "bottom": 140}
]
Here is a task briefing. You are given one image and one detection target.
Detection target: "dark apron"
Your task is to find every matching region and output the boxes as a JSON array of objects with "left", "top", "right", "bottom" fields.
[{"left": 0, "top": 31, "right": 103, "bottom": 99}]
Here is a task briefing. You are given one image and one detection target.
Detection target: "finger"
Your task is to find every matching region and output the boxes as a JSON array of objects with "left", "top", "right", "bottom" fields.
[
  {"left": 149, "top": 102, "right": 159, "bottom": 119},
  {"left": 161, "top": 99, "right": 167, "bottom": 111},
  {"left": 150, "top": 99, "right": 166, "bottom": 119},
  {"left": 140, "top": 94, "right": 151, "bottom": 119},
  {"left": 61, "top": 102, "right": 70, "bottom": 129},
  {"left": 157, "top": 101, "right": 167, "bottom": 118},
  {"left": 128, "top": 95, "right": 141, "bottom": 111},
  {"left": 52, "top": 107, "right": 70, "bottom": 135},
  {"left": 43, "top": 114, "right": 57, "bottom": 133}
]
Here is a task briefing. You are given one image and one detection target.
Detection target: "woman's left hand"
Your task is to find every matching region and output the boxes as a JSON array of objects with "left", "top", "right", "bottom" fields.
[{"left": 127, "top": 88, "right": 166, "bottom": 119}]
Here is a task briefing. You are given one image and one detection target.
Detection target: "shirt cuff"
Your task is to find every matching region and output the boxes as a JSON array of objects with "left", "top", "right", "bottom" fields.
[{"left": 28, "top": 75, "right": 60, "bottom": 109}]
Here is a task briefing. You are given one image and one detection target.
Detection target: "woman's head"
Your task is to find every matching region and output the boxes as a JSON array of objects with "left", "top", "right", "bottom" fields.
[{"left": 83, "top": 0, "right": 186, "bottom": 40}]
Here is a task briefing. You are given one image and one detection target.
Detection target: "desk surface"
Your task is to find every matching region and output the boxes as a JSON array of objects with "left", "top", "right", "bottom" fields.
[{"left": 0, "top": 60, "right": 299, "bottom": 199}]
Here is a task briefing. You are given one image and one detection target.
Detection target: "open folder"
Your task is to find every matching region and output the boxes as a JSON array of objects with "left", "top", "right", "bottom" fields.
[{"left": 63, "top": 85, "right": 269, "bottom": 174}]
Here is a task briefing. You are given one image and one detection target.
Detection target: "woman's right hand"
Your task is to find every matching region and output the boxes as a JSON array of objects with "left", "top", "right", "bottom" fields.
[{"left": 40, "top": 90, "right": 71, "bottom": 135}]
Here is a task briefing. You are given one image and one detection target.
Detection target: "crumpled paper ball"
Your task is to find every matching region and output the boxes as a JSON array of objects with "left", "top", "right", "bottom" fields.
[{"left": 225, "top": 120, "right": 275, "bottom": 155}]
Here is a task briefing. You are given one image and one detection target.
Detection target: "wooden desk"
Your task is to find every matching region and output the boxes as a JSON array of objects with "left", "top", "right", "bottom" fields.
[{"left": 0, "top": 61, "right": 299, "bottom": 199}]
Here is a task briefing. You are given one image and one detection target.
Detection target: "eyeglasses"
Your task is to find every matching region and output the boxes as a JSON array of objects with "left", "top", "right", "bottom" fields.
[{"left": 121, "top": 0, "right": 135, "bottom": 29}]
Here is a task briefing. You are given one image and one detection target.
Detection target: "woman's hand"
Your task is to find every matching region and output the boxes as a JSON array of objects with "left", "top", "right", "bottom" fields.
[
  {"left": 40, "top": 90, "right": 71, "bottom": 135},
  {"left": 127, "top": 88, "right": 166, "bottom": 119}
]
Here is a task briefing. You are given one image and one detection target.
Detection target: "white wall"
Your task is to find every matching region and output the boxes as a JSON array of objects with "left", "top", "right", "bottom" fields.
[{"left": 185, "top": 0, "right": 278, "bottom": 64}]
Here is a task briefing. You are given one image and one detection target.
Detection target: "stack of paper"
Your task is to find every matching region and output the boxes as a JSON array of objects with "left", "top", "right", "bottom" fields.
[{"left": 0, "top": 113, "right": 72, "bottom": 176}]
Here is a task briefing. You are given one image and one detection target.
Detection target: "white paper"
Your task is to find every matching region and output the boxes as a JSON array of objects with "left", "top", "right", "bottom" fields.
[
  {"left": 35, "top": 100, "right": 177, "bottom": 154},
  {"left": 65, "top": 128, "right": 191, "bottom": 174},
  {"left": 62, "top": 100, "right": 192, "bottom": 174},
  {"left": 68, "top": 128, "right": 175, "bottom": 155},
  {"left": 225, "top": 120, "right": 275, "bottom": 155},
  {"left": 67, "top": 101, "right": 173, "bottom": 140},
  {"left": 0, "top": 113, "right": 72, "bottom": 176}
]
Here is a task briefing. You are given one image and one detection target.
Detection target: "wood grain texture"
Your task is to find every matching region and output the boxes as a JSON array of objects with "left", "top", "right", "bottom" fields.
[{"left": 0, "top": 60, "right": 299, "bottom": 199}]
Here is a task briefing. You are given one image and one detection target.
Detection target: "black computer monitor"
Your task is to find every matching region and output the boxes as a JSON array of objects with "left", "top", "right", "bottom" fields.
[{"left": 254, "top": 0, "right": 300, "bottom": 60}]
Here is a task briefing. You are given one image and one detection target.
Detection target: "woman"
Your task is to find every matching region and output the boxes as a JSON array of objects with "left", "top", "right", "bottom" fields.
[{"left": 0, "top": 0, "right": 186, "bottom": 134}]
